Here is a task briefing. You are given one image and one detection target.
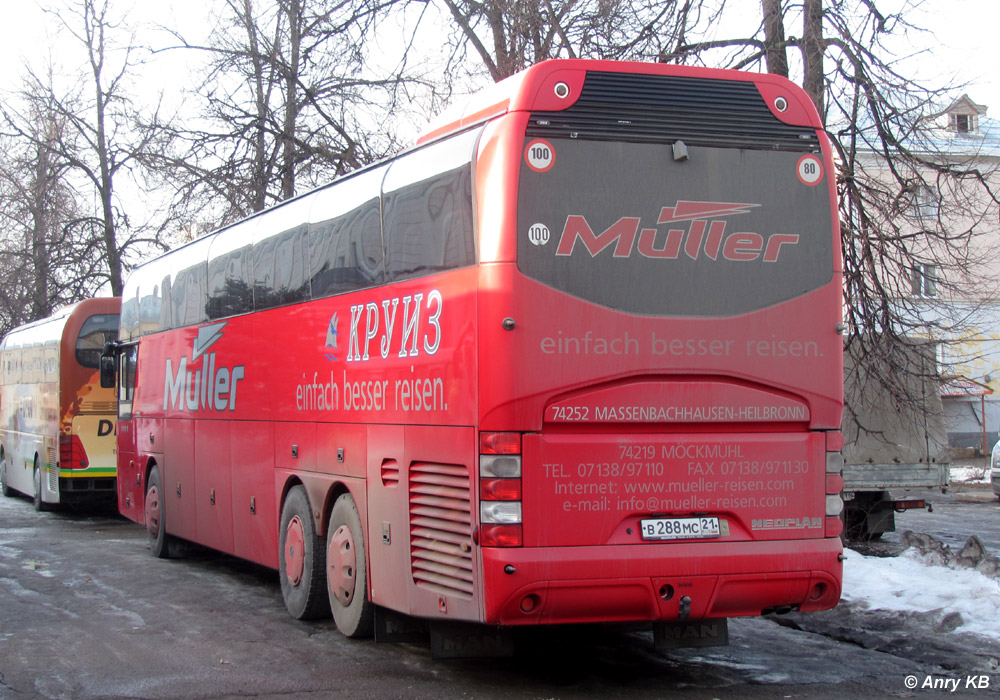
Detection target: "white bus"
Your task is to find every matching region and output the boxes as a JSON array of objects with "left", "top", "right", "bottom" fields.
[{"left": 0, "top": 298, "right": 121, "bottom": 509}]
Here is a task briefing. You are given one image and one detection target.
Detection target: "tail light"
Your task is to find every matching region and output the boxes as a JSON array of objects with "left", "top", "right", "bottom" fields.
[
  {"left": 59, "top": 433, "right": 90, "bottom": 470},
  {"left": 825, "top": 449, "right": 844, "bottom": 538},
  {"left": 479, "top": 432, "right": 522, "bottom": 547}
]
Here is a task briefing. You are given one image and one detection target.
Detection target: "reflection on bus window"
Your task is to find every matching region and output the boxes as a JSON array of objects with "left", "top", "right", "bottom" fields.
[{"left": 76, "top": 315, "right": 120, "bottom": 369}]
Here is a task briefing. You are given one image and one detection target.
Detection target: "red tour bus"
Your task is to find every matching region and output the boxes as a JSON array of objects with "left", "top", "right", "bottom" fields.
[
  {"left": 104, "top": 59, "right": 844, "bottom": 651},
  {"left": 2, "top": 298, "right": 121, "bottom": 509}
]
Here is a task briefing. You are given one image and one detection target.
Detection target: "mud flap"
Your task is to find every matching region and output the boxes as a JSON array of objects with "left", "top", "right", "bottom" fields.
[
  {"left": 653, "top": 619, "right": 729, "bottom": 650},
  {"left": 373, "top": 606, "right": 427, "bottom": 644},
  {"left": 429, "top": 621, "right": 514, "bottom": 659}
]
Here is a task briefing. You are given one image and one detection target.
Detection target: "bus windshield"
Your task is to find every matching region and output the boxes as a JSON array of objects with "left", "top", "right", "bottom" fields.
[{"left": 76, "top": 314, "right": 120, "bottom": 369}]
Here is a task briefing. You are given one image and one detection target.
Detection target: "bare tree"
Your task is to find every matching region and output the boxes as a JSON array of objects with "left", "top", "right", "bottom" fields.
[
  {"left": 434, "top": 0, "right": 719, "bottom": 83},
  {"left": 152, "top": 0, "right": 406, "bottom": 228},
  {"left": 0, "top": 79, "right": 105, "bottom": 333},
  {"left": 1, "top": 0, "right": 164, "bottom": 297}
]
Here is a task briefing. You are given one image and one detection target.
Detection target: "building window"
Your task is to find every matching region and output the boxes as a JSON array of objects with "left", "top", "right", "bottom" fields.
[
  {"left": 910, "top": 264, "right": 937, "bottom": 297},
  {"left": 950, "top": 113, "right": 978, "bottom": 134},
  {"left": 914, "top": 183, "right": 939, "bottom": 220}
]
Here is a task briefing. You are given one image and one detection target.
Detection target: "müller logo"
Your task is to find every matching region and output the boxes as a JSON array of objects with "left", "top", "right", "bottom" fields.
[
  {"left": 553, "top": 200, "right": 800, "bottom": 263},
  {"left": 163, "top": 322, "right": 246, "bottom": 412}
]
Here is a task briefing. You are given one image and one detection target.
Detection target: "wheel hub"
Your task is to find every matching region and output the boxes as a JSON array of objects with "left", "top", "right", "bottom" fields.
[
  {"left": 284, "top": 516, "right": 306, "bottom": 587},
  {"left": 328, "top": 524, "right": 357, "bottom": 606},
  {"left": 145, "top": 485, "right": 161, "bottom": 538}
]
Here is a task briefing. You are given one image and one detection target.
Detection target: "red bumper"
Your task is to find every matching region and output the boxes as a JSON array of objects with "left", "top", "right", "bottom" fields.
[{"left": 480, "top": 538, "right": 842, "bottom": 625}]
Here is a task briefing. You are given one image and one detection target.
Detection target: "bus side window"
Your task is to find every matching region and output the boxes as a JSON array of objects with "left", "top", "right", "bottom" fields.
[
  {"left": 309, "top": 199, "right": 384, "bottom": 299},
  {"left": 172, "top": 264, "right": 210, "bottom": 328},
  {"left": 207, "top": 246, "right": 253, "bottom": 319},
  {"left": 381, "top": 130, "right": 478, "bottom": 283},
  {"left": 254, "top": 225, "right": 310, "bottom": 311}
]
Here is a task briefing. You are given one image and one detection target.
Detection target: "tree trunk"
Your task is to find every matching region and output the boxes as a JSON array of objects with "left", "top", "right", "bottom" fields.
[
  {"left": 801, "top": 0, "right": 825, "bottom": 119},
  {"left": 761, "top": 0, "right": 788, "bottom": 78},
  {"left": 281, "top": 0, "right": 301, "bottom": 201},
  {"left": 29, "top": 135, "right": 52, "bottom": 318},
  {"left": 86, "top": 0, "right": 123, "bottom": 296}
]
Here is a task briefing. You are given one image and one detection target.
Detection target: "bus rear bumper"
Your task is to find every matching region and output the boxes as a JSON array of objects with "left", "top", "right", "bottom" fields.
[
  {"left": 480, "top": 538, "right": 842, "bottom": 626},
  {"left": 58, "top": 476, "right": 117, "bottom": 505}
]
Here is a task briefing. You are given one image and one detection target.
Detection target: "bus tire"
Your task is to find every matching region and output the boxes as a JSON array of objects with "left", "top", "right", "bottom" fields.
[
  {"left": 279, "top": 485, "right": 329, "bottom": 620},
  {"left": 327, "top": 492, "right": 373, "bottom": 638},
  {"left": 32, "top": 459, "right": 48, "bottom": 512},
  {"left": 146, "top": 466, "right": 171, "bottom": 558},
  {"left": 0, "top": 449, "right": 12, "bottom": 497}
]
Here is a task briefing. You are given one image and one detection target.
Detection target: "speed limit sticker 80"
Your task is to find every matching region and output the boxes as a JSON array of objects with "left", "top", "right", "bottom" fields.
[
  {"left": 796, "top": 154, "right": 824, "bottom": 186},
  {"left": 525, "top": 139, "right": 556, "bottom": 173}
]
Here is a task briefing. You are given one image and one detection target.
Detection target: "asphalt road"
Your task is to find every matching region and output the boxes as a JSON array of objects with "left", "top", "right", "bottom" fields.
[{"left": 1, "top": 489, "right": 999, "bottom": 699}]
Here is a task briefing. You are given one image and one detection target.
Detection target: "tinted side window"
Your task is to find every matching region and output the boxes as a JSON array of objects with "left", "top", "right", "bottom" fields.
[
  {"left": 207, "top": 245, "right": 253, "bottom": 319},
  {"left": 170, "top": 263, "right": 209, "bottom": 328},
  {"left": 383, "top": 166, "right": 473, "bottom": 282},
  {"left": 381, "top": 129, "right": 479, "bottom": 283},
  {"left": 309, "top": 200, "right": 383, "bottom": 298},
  {"left": 254, "top": 225, "right": 310, "bottom": 311},
  {"left": 75, "top": 314, "right": 120, "bottom": 369},
  {"left": 158, "top": 236, "right": 212, "bottom": 332}
]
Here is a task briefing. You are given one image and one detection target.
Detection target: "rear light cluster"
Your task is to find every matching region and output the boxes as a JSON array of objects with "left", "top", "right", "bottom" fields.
[
  {"left": 825, "top": 432, "right": 845, "bottom": 538},
  {"left": 59, "top": 433, "right": 90, "bottom": 470},
  {"left": 479, "top": 432, "right": 522, "bottom": 547}
]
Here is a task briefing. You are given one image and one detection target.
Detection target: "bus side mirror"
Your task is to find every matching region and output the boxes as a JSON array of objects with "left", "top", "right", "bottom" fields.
[{"left": 100, "top": 343, "right": 117, "bottom": 388}]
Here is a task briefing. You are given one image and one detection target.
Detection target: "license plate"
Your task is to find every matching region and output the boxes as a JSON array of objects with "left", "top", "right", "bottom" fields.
[{"left": 640, "top": 517, "right": 721, "bottom": 541}]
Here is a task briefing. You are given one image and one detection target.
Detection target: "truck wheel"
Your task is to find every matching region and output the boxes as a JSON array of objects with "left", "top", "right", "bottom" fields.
[
  {"left": 279, "top": 485, "right": 330, "bottom": 620},
  {"left": 145, "top": 466, "right": 171, "bottom": 558},
  {"left": 326, "top": 493, "right": 373, "bottom": 638}
]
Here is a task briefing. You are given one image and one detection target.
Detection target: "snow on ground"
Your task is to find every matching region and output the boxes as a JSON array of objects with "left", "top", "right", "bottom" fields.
[
  {"left": 950, "top": 465, "right": 991, "bottom": 485},
  {"left": 843, "top": 547, "right": 1000, "bottom": 640}
]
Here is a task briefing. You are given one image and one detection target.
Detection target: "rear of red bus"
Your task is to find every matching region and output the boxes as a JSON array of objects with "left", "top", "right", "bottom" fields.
[{"left": 468, "top": 62, "right": 843, "bottom": 629}]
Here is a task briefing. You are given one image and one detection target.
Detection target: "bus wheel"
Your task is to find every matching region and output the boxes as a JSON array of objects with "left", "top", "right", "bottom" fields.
[
  {"left": 32, "top": 460, "right": 48, "bottom": 512},
  {"left": 279, "top": 485, "right": 329, "bottom": 620},
  {"left": 327, "top": 493, "right": 373, "bottom": 638},
  {"left": 146, "top": 466, "right": 171, "bottom": 558},
  {"left": 0, "top": 449, "right": 11, "bottom": 497}
]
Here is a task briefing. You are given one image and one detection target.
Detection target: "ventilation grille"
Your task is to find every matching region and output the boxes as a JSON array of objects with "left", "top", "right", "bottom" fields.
[
  {"left": 409, "top": 462, "right": 474, "bottom": 599},
  {"left": 47, "top": 448, "right": 58, "bottom": 490},
  {"left": 381, "top": 459, "right": 400, "bottom": 488},
  {"left": 79, "top": 401, "right": 117, "bottom": 414},
  {"left": 527, "top": 71, "right": 820, "bottom": 151}
]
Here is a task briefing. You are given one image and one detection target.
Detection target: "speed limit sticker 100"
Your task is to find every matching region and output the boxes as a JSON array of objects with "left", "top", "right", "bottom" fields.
[{"left": 525, "top": 139, "right": 556, "bottom": 173}]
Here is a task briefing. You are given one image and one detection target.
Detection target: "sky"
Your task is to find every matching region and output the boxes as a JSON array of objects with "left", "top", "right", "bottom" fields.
[{"left": 0, "top": 0, "right": 997, "bottom": 124}]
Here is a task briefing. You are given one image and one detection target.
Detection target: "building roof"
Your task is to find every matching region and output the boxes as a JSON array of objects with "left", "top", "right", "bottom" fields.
[{"left": 853, "top": 94, "right": 1000, "bottom": 159}]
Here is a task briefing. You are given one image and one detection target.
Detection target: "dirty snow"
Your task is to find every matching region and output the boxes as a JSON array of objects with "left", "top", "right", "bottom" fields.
[
  {"left": 950, "top": 465, "right": 991, "bottom": 485},
  {"left": 843, "top": 547, "right": 1000, "bottom": 640}
]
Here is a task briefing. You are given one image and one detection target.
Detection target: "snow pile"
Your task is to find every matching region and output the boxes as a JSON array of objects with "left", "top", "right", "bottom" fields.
[
  {"left": 843, "top": 544, "right": 1000, "bottom": 640},
  {"left": 951, "top": 465, "right": 990, "bottom": 484}
]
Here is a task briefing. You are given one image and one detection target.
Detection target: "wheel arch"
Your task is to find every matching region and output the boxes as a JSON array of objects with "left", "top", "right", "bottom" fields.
[{"left": 278, "top": 474, "right": 366, "bottom": 540}]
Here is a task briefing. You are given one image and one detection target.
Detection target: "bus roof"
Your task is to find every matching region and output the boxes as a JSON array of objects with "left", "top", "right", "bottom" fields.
[
  {"left": 415, "top": 59, "right": 822, "bottom": 145},
  {"left": 1, "top": 298, "right": 119, "bottom": 350}
]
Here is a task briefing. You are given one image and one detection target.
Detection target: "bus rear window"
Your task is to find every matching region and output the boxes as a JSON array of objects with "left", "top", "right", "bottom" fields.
[
  {"left": 76, "top": 315, "right": 120, "bottom": 369},
  {"left": 516, "top": 139, "right": 833, "bottom": 317}
]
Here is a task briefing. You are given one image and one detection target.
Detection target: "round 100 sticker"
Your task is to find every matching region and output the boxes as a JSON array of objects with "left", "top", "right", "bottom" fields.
[
  {"left": 525, "top": 139, "right": 556, "bottom": 172},
  {"left": 796, "top": 154, "right": 824, "bottom": 186}
]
